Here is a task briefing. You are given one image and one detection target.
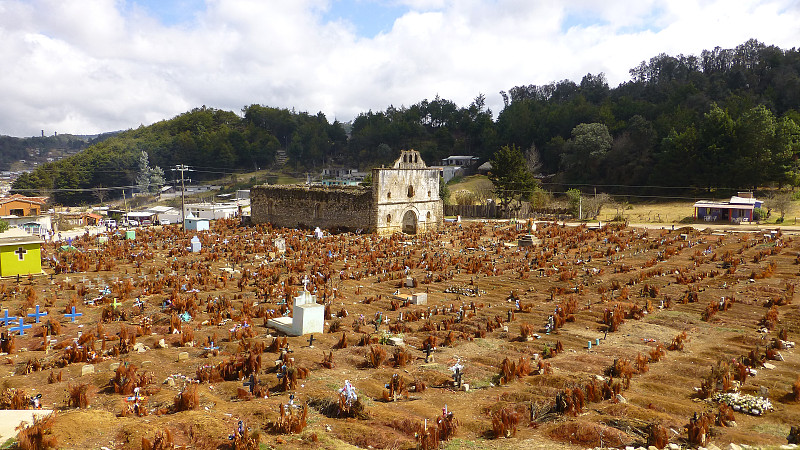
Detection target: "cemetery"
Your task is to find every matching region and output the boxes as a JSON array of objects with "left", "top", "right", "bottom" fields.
[{"left": 0, "top": 218, "right": 799, "bottom": 449}]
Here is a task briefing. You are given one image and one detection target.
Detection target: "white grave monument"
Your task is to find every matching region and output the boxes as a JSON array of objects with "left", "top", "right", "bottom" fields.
[
  {"left": 274, "top": 237, "right": 286, "bottom": 254},
  {"left": 267, "top": 286, "right": 324, "bottom": 336},
  {"left": 411, "top": 293, "right": 427, "bottom": 305},
  {"left": 190, "top": 236, "right": 202, "bottom": 253}
]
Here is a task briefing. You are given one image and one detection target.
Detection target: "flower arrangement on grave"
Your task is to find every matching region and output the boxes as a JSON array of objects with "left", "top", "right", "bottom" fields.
[
  {"left": 712, "top": 391, "right": 773, "bottom": 416},
  {"left": 337, "top": 380, "right": 364, "bottom": 417}
]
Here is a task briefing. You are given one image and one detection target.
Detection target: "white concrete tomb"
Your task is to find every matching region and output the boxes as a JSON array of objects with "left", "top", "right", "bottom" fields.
[{"left": 267, "top": 289, "right": 325, "bottom": 336}]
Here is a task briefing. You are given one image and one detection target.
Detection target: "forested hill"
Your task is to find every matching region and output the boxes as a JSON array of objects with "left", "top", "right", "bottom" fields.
[
  {"left": 0, "top": 134, "right": 108, "bottom": 172},
  {"left": 12, "top": 39, "right": 800, "bottom": 205}
]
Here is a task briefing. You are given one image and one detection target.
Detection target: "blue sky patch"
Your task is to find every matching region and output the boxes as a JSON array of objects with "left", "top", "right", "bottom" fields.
[
  {"left": 132, "top": 0, "right": 206, "bottom": 26},
  {"left": 323, "top": 0, "right": 408, "bottom": 37}
]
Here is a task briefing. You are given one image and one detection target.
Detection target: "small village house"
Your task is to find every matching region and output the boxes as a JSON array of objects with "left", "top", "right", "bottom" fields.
[
  {"left": 0, "top": 228, "right": 43, "bottom": 277},
  {"left": 184, "top": 213, "right": 210, "bottom": 231},
  {"left": 0, "top": 194, "right": 47, "bottom": 217},
  {"left": 693, "top": 192, "right": 763, "bottom": 223}
]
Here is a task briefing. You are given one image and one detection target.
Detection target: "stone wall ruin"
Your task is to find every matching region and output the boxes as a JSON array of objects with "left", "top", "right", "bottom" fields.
[{"left": 251, "top": 150, "right": 442, "bottom": 235}]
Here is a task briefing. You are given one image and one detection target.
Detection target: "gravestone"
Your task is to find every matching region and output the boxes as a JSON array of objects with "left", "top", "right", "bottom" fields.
[
  {"left": 81, "top": 365, "right": 94, "bottom": 376},
  {"left": 177, "top": 352, "right": 189, "bottom": 361},
  {"left": 410, "top": 293, "right": 427, "bottom": 305},
  {"left": 190, "top": 236, "right": 201, "bottom": 253},
  {"left": 274, "top": 238, "right": 286, "bottom": 254},
  {"left": 266, "top": 288, "right": 324, "bottom": 336},
  {"left": 388, "top": 337, "right": 404, "bottom": 346}
]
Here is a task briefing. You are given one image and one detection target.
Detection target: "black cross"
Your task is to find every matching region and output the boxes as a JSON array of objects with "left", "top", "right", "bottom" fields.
[
  {"left": 424, "top": 344, "right": 433, "bottom": 363},
  {"left": 14, "top": 247, "right": 26, "bottom": 260},
  {"left": 243, "top": 374, "right": 255, "bottom": 393},
  {"left": 308, "top": 334, "right": 314, "bottom": 347}
]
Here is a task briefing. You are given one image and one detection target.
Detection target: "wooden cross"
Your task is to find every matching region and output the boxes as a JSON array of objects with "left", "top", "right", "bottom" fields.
[
  {"left": 64, "top": 306, "right": 83, "bottom": 323},
  {"left": 9, "top": 317, "right": 32, "bottom": 336},
  {"left": 0, "top": 309, "right": 17, "bottom": 327},
  {"left": 243, "top": 374, "right": 255, "bottom": 393},
  {"left": 27, "top": 305, "right": 48, "bottom": 323},
  {"left": 424, "top": 344, "right": 433, "bottom": 363}
]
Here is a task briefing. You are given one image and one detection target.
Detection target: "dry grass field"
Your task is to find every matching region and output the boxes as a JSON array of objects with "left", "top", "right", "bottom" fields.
[{"left": 0, "top": 218, "right": 799, "bottom": 449}]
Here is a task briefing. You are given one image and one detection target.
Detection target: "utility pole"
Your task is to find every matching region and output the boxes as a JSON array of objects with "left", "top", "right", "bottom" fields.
[
  {"left": 122, "top": 189, "right": 128, "bottom": 223},
  {"left": 172, "top": 165, "right": 190, "bottom": 231}
]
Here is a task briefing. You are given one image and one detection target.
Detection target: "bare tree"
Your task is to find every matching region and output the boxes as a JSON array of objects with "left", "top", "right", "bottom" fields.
[
  {"left": 582, "top": 193, "right": 611, "bottom": 219},
  {"left": 93, "top": 186, "right": 109, "bottom": 205},
  {"left": 524, "top": 145, "right": 543, "bottom": 175},
  {"left": 767, "top": 190, "right": 793, "bottom": 221}
]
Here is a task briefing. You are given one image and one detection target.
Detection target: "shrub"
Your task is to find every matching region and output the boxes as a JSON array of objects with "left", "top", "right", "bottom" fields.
[{"left": 16, "top": 412, "right": 58, "bottom": 450}]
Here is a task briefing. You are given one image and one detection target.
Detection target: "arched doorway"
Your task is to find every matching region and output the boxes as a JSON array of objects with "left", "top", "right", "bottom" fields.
[{"left": 402, "top": 210, "right": 417, "bottom": 234}]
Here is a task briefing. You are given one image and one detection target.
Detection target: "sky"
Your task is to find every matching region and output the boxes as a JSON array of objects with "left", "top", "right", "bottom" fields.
[{"left": 0, "top": 0, "right": 798, "bottom": 137}]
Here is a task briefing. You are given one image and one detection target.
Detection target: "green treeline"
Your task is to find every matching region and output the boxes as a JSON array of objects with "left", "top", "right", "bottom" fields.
[{"left": 12, "top": 39, "right": 800, "bottom": 205}]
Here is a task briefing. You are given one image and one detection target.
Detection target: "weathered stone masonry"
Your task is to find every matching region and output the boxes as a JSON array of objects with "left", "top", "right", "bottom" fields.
[
  {"left": 251, "top": 150, "right": 442, "bottom": 235},
  {"left": 250, "top": 185, "right": 374, "bottom": 232}
]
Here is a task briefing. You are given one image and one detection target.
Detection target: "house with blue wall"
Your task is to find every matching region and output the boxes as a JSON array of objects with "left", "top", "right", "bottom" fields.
[{"left": 693, "top": 192, "right": 762, "bottom": 223}]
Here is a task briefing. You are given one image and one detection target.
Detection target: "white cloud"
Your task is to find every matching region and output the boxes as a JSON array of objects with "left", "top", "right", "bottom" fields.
[{"left": 0, "top": 0, "right": 797, "bottom": 136}]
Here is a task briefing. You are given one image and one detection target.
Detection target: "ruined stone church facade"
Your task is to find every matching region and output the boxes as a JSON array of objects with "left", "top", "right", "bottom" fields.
[{"left": 250, "top": 150, "right": 442, "bottom": 235}]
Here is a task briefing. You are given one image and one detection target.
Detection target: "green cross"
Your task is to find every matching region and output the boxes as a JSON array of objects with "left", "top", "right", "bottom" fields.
[{"left": 111, "top": 298, "right": 122, "bottom": 309}]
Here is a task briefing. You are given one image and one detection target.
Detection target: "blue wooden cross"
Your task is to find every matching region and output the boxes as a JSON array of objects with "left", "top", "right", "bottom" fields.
[
  {"left": 64, "top": 306, "right": 83, "bottom": 323},
  {"left": 9, "top": 317, "right": 32, "bottom": 336},
  {"left": 0, "top": 310, "right": 17, "bottom": 327},
  {"left": 27, "top": 305, "right": 48, "bottom": 323}
]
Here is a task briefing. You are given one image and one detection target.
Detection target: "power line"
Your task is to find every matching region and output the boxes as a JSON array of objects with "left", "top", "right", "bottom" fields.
[{"left": 172, "top": 165, "right": 191, "bottom": 231}]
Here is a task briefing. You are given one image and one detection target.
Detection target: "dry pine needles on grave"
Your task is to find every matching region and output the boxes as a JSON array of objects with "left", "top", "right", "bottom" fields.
[
  {"left": 646, "top": 423, "right": 668, "bottom": 449},
  {"left": 0, "top": 387, "right": 30, "bottom": 409},
  {"left": 393, "top": 346, "right": 412, "bottom": 368},
  {"left": 173, "top": 383, "right": 199, "bottom": 412},
  {"left": 110, "top": 363, "right": 153, "bottom": 395},
  {"left": 67, "top": 383, "right": 96, "bottom": 409},
  {"left": 367, "top": 345, "right": 387, "bottom": 368},
  {"left": 270, "top": 403, "right": 307, "bottom": 434},
  {"left": 792, "top": 375, "right": 800, "bottom": 402},
  {"left": 491, "top": 406, "right": 521, "bottom": 438},
  {"left": 498, "top": 356, "right": 532, "bottom": 384},
  {"left": 686, "top": 412, "right": 714, "bottom": 447},
  {"left": 16, "top": 412, "right": 58, "bottom": 450},
  {"left": 141, "top": 429, "right": 176, "bottom": 450}
]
